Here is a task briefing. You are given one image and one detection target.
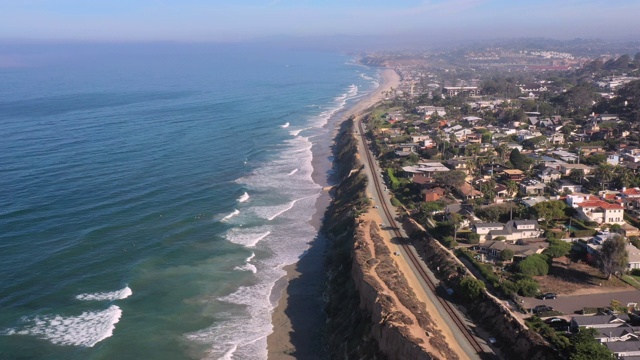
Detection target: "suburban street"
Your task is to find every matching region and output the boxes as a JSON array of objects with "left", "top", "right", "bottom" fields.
[{"left": 524, "top": 290, "right": 640, "bottom": 315}]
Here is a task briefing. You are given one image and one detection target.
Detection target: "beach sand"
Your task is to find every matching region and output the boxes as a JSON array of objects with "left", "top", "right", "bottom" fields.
[{"left": 266, "top": 68, "right": 401, "bottom": 360}]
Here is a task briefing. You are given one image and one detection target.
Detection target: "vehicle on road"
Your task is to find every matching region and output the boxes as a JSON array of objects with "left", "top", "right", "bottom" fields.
[
  {"left": 537, "top": 292, "right": 557, "bottom": 300},
  {"left": 544, "top": 317, "right": 569, "bottom": 330},
  {"left": 532, "top": 305, "right": 554, "bottom": 314}
]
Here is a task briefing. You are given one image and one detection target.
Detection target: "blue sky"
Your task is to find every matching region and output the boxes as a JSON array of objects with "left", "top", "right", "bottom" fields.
[{"left": 2, "top": 0, "right": 640, "bottom": 42}]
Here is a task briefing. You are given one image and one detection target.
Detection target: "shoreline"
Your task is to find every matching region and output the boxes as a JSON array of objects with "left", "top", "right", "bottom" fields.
[{"left": 266, "top": 67, "right": 401, "bottom": 359}]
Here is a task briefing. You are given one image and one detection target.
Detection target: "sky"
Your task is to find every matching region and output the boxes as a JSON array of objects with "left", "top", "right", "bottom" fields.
[{"left": 1, "top": 0, "right": 640, "bottom": 42}]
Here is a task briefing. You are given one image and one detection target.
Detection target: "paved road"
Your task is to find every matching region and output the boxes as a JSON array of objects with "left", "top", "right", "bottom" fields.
[{"left": 524, "top": 290, "right": 640, "bottom": 316}]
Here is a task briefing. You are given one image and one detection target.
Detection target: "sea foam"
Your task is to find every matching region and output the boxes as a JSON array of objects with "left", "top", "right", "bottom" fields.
[
  {"left": 237, "top": 192, "right": 250, "bottom": 203},
  {"left": 3, "top": 305, "right": 122, "bottom": 347},
  {"left": 226, "top": 227, "right": 271, "bottom": 247},
  {"left": 281, "top": 122, "right": 290, "bottom": 128},
  {"left": 220, "top": 209, "right": 240, "bottom": 222},
  {"left": 76, "top": 286, "right": 132, "bottom": 301}
]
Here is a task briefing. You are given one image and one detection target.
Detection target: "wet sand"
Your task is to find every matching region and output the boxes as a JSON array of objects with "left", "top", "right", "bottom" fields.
[{"left": 266, "top": 68, "right": 401, "bottom": 359}]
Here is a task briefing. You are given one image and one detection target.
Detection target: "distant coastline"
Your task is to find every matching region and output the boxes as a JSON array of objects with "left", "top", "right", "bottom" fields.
[{"left": 266, "top": 67, "right": 400, "bottom": 359}]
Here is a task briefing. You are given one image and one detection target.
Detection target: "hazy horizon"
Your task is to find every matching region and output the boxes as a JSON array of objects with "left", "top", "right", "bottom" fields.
[{"left": 2, "top": 0, "right": 640, "bottom": 43}]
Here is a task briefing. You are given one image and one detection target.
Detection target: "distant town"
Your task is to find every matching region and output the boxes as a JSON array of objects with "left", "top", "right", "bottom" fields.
[{"left": 360, "top": 40, "right": 640, "bottom": 359}]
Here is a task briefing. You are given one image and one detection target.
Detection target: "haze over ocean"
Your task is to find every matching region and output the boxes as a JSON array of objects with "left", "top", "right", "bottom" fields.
[{"left": 0, "top": 45, "right": 378, "bottom": 359}]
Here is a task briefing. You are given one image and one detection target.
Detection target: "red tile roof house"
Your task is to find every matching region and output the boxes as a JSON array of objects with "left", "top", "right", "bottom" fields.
[
  {"left": 424, "top": 187, "right": 446, "bottom": 202},
  {"left": 576, "top": 200, "right": 625, "bottom": 225}
]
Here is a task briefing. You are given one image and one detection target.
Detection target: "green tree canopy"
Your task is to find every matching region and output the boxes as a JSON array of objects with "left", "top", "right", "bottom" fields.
[
  {"left": 434, "top": 170, "right": 466, "bottom": 189},
  {"left": 533, "top": 200, "right": 567, "bottom": 225},
  {"left": 545, "top": 239, "right": 572, "bottom": 259},
  {"left": 600, "top": 235, "right": 629, "bottom": 280},
  {"left": 569, "top": 328, "right": 614, "bottom": 360},
  {"left": 509, "top": 148, "right": 533, "bottom": 171},
  {"left": 516, "top": 254, "right": 549, "bottom": 276},
  {"left": 458, "top": 277, "right": 485, "bottom": 302},
  {"left": 500, "top": 248, "right": 515, "bottom": 261}
]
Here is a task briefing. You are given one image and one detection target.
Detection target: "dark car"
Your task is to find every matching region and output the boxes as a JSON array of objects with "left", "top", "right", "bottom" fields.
[
  {"left": 544, "top": 317, "right": 569, "bottom": 330},
  {"left": 537, "top": 292, "right": 557, "bottom": 300},
  {"left": 533, "top": 305, "right": 554, "bottom": 314}
]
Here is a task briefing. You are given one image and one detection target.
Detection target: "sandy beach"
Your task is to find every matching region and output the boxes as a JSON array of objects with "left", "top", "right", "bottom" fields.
[{"left": 266, "top": 67, "right": 401, "bottom": 359}]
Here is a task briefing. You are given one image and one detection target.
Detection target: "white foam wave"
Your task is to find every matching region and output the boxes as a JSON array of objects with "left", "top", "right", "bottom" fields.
[
  {"left": 220, "top": 209, "right": 240, "bottom": 222},
  {"left": 186, "top": 269, "right": 282, "bottom": 360},
  {"left": 226, "top": 228, "right": 271, "bottom": 247},
  {"left": 287, "top": 169, "right": 298, "bottom": 176},
  {"left": 237, "top": 192, "right": 250, "bottom": 203},
  {"left": 4, "top": 305, "right": 122, "bottom": 347},
  {"left": 255, "top": 193, "right": 319, "bottom": 221},
  {"left": 234, "top": 263, "right": 257, "bottom": 274},
  {"left": 289, "top": 127, "right": 310, "bottom": 136},
  {"left": 76, "top": 286, "right": 132, "bottom": 301},
  {"left": 281, "top": 122, "right": 290, "bottom": 128}
]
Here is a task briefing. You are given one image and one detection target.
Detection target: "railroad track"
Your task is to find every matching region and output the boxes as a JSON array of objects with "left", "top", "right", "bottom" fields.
[{"left": 357, "top": 120, "right": 486, "bottom": 356}]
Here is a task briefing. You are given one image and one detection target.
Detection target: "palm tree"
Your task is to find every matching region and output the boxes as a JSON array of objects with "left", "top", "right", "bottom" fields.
[
  {"left": 593, "top": 163, "right": 615, "bottom": 191},
  {"left": 506, "top": 180, "right": 519, "bottom": 197}
]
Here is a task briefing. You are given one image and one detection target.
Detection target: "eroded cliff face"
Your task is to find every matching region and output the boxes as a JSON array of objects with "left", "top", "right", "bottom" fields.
[
  {"left": 323, "top": 118, "right": 450, "bottom": 360},
  {"left": 404, "top": 218, "right": 559, "bottom": 360}
]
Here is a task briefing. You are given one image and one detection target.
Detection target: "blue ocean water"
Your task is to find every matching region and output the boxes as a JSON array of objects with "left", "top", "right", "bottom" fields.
[{"left": 0, "top": 44, "right": 379, "bottom": 359}]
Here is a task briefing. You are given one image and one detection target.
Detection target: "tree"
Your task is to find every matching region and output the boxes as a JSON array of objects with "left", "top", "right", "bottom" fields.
[
  {"left": 545, "top": 239, "right": 572, "bottom": 259},
  {"left": 516, "top": 278, "right": 539, "bottom": 297},
  {"left": 600, "top": 235, "right": 629, "bottom": 280},
  {"left": 533, "top": 200, "right": 567, "bottom": 225},
  {"left": 481, "top": 132, "right": 492, "bottom": 143},
  {"left": 569, "top": 328, "right": 614, "bottom": 360},
  {"left": 509, "top": 148, "right": 533, "bottom": 171},
  {"left": 569, "top": 168, "right": 585, "bottom": 184},
  {"left": 593, "top": 163, "right": 615, "bottom": 191},
  {"left": 458, "top": 277, "right": 485, "bottom": 302},
  {"left": 500, "top": 248, "right": 515, "bottom": 261},
  {"left": 505, "top": 180, "right": 519, "bottom": 197},
  {"left": 467, "top": 233, "right": 481, "bottom": 244},
  {"left": 434, "top": 170, "right": 466, "bottom": 189},
  {"left": 516, "top": 254, "right": 549, "bottom": 276}
]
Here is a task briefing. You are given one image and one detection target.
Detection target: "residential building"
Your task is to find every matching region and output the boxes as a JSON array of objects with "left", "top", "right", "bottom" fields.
[
  {"left": 557, "top": 180, "right": 583, "bottom": 194},
  {"left": 424, "top": 187, "right": 446, "bottom": 202},
  {"left": 473, "top": 240, "right": 547, "bottom": 261},
  {"left": 538, "top": 167, "right": 562, "bottom": 183},
  {"left": 472, "top": 220, "right": 543, "bottom": 242},
  {"left": 575, "top": 200, "right": 625, "bottom": 225},
  {"left": 559, "top": 163, "right": 593, "bottom": 176},
  {"left": 520, "top": 179, "right": 547, "bottom": 195},
  {"left": 503, "top": 169, "right": 526, "bottom": 182},
  {"left": 402, "top": 162, "right": 450, "bottom": 178},
  {"left": 571, "top": 314, "right": 630, "bottom": 330}
]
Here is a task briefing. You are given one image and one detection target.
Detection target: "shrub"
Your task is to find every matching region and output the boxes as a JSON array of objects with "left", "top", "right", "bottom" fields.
[
  {"left": 390, "top": 197, "right": 402, "bottom": 207},
  {"left": 516, "top": 254, "right": 549, "bottom": 276},
  {"left": 457, "top": 277, "right": 486, "bottom": 302},
  {"left": 494, "top": 236, "right": 507, "bottom": 241},
  {"left": 516, "top": 279, "right": 539, "bottom": 297},
  {"left": 500, "top": 248, "right": 515, "bottom": 261},
  {"left": 467, "top": 233, "right": 481, "bottom": 244}
]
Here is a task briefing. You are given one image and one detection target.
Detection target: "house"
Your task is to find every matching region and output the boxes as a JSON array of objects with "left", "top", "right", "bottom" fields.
[
  {"left": 402, "top": 162, "right": 450, "bottom": 178},
  {"left": 424, "top": 187, "right": 446, "bottom": 202},
  {"left": 494, "top": 183, "right": 510, "bottom": 199},
  {"left": 463, "top": 116, "right": 483, "bottom": 125},
  {"left": 594, "top": 326, "right": 640, "bottom": 342},
  {"left": 557, "top": 180, "right": 583, "bottom": 194},
  {"left": 547, "top": 133, "right": 565, "bottom": 145},
  {"left": 605, "top": 341, "right": 640, "bottom": 359},
  {"left": 473, "top": 240, "right": 547, "bottom": 260},
  {"left": 395, "top": 143, "right": 419, "bottom": 157},
  {"left": 607, "top": 154, "right": 620, "bottom": 166},
  {"left": 571, "top": 314, "right": 630, "bottom": 330},
  {"left": 559, "top": 163, "right": 593, "bottom": 176},
  {"left": 456, "top": 182, "right": 483, "bottom": 200},
  {"left": 416, "top": 105, "right": 446, "bottom": 117},
  {"left": 472, "top": 220, "right": 543, "bottom": 242},
  {"left": 552, "top": 150, "right": 579, "bottom": 163},
  {"left": 446, "top": 158, "right": 471, "bottom": 174},
  {"left": 443, "top": 86, "right": 479, "bottom": 97},
  {"left": 621, "top": 223, "right": 640, "bottom": 238},
  {"left": 627, "top": 244, "right": 640, "bottom": 271},
  {"left": 482, "top": 163, "right": 509, "bottom": 175},
  {"left": 538, "top": 167, "right": 562, "bottom": 183},
  {"left": 575, "top": 200, "right": 625, "bottom": 225},
  {"left": 503, "top": 169, "right": 526, "bottom": 182},
  {"left": 520, "top": 179, "right": 547, "bottom": 195}
]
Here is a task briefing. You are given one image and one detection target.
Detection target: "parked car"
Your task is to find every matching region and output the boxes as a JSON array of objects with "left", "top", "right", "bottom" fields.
[
  {"left": 541, "top": 293, "right": 557, "bottom": 300},
  {"left": 533, "top": 305, "right": 554, "bottom": 314},
  {"left": 544, "top": 317, "right": 569, "bottom": 330}
]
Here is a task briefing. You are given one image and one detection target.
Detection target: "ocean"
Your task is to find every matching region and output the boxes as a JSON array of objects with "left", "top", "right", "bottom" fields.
[{"left": 0, "top": 44, "right": 379, "bottom": 359}]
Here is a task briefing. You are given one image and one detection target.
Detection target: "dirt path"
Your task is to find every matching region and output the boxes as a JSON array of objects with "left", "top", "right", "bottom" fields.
[{"left": 359, "top": 210, "right": 468, "bottom": 360}]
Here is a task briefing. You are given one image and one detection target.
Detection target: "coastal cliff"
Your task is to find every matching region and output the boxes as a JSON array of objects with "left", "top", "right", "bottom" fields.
[{"left": 323, "top": 118, "right": 440, "bottom": 360}]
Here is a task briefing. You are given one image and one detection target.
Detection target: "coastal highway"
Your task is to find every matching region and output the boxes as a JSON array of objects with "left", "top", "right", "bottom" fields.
[{"left": 355, "top": 119, "right": 495, "bottom": 360}]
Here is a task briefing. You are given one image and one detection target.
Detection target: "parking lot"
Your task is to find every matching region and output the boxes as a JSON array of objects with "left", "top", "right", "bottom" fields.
[{"left": 523, "top": 290, "right": 640, "bottom": 315}]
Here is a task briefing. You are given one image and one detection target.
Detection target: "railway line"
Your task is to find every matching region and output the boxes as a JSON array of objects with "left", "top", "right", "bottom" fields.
[{"left": 356, "top": 119, "right": 486, "bottom": 357}]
